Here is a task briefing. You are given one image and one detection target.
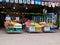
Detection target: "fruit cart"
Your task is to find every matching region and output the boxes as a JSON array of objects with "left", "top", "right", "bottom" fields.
[
  {"left": 7, "top": 27, "right": 23, "bottom": 33},
  {"left": 7, "top": 23, "right": 23, "bottom": 33},
  {"left": 4, "top": 19, "right": 23, "bottom": 33}
]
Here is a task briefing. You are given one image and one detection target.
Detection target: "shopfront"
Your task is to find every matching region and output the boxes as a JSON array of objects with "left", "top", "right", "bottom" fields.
[{"left": 0, "top": 0, "right": 60, "bottom": 29}]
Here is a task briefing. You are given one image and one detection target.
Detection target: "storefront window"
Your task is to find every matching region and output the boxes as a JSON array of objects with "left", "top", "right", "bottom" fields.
[{"left": 19, "top": 0, "right": 22, "bottom": 4}]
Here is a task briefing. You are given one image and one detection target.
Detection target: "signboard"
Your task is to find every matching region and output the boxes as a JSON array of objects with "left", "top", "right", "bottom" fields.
[
  {"left": 0, "top": 0, "right": 2, "bottom": 2},
  {"left": 23, "top": 0, "right": 27, "bottom": 4},
  {"left": 31, "top": 0, "right": 34, "bottom": 4},
  {"left": 10, "top": 0, "right": 14, "bottom": 3},
  {"left": 19, "top": 0, "right": 22, "bottom": 4},
  {"left": 15, "top": 0, "right": 18, "bottom": 3},
  {"left": 6, "top": 0, "right": 9, "bottom": 2}
]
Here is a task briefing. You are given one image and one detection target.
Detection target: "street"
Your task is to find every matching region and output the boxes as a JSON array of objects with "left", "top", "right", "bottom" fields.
[{"left": 0, "top": 28, "right": 60, "bottom": 45}]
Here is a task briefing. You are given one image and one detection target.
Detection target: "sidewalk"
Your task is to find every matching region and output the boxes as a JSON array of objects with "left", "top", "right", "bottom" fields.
[{"left": 0, "top": 28, "right": 60, "bottom": 45}]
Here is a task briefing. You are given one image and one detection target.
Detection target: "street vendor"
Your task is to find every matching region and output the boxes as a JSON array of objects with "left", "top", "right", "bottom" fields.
[
  {"left": 5, "top": 14, "right": 11, "bottom": 22},
  {"left": 20, "top": 13, "right": 26, "bottom": 24},
  {"left": 20, "top": 13, "right": 27, "bottom": 31}
]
